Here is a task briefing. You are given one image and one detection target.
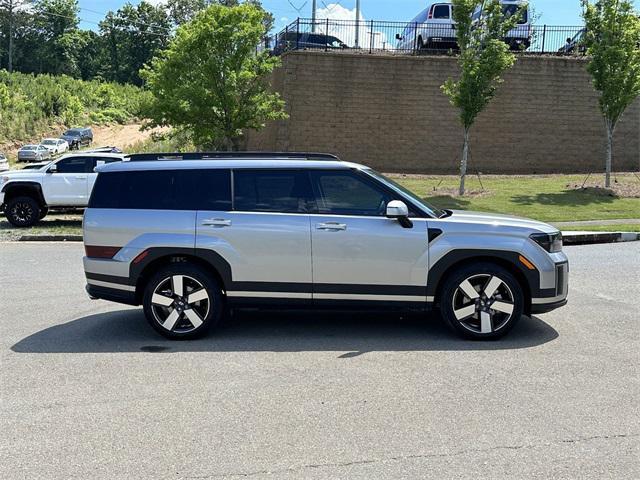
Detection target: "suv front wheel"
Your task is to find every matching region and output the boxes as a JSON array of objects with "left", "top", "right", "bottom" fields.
[
  {"left": 5, "top": 196, "right": 41, "bottom": 227},
  {"left": 142, "top": 264, "right": 224, "bottom": 340},
  {"left": 440, "top": 262, "right": 524, "bottom": 340}
]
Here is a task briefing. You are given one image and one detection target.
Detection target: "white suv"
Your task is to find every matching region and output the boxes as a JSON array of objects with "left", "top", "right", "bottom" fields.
[{"left": 0, "top": 153, "right": 124, "bottom": 226}]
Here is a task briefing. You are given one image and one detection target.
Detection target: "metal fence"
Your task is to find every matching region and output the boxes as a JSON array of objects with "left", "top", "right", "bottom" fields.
[{"left": 268, "top": 18, "right": 586, "bottom": 56}]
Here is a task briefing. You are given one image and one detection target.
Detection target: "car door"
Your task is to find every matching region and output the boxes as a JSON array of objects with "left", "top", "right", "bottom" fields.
[
  {"left": 196, "top": 169, "right": 315, "bottom": 304},
  {"left": 42, "top": 156, "right": 92, "bottom": 206},
  {"left": 309, "top": 170, "right": 429, "bottom": 305}
]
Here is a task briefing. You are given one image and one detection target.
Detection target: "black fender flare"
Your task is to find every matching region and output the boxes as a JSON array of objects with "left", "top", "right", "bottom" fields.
[
  {"left": 1, "top": 181, "right": 47, "bottom": 206},
  {"left": 427, "top": 249, "right": 555, "bottom": 301},
  {"left": 129, "top": 247, "right": 233, "bottom": 292}
]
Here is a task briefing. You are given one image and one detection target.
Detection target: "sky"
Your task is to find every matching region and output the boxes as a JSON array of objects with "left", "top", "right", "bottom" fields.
[{"left": 77, "top": 0, "right": 638, "bottom": 32}]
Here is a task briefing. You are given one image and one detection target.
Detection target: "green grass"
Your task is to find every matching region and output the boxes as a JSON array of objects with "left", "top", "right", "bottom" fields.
[
  {"left": 390, "top": 174, "right": 640, "bottom": 223},
  {"left": 0, "top": 214, "right": 82, "bottom": 241},
  {"left": 561, "top": 224, "right": 640, "bottom": 233}
]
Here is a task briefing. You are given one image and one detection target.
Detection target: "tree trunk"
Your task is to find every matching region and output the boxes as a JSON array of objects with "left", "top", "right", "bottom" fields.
[
  {"left": 459, "top": 127, "right": 470, "bottom": 196},
  {"left": 8, "top": 0, "right": 14, "bottom": 72},
  {"left": 605, "top": 121, "right": 614, "bottom": 188},
  {"left": 230, "top": 136, "right": 241, "bottom": 152}
]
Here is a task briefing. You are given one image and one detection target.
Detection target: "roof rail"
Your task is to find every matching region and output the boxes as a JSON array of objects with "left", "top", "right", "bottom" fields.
[{"left": 125, "top": 152, "right": 340, "bottom": 162}]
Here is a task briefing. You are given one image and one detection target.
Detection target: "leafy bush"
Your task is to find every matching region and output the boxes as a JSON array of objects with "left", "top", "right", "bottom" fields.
[{"left": 0, "top": 70, "right": 147, "bottom": 144}]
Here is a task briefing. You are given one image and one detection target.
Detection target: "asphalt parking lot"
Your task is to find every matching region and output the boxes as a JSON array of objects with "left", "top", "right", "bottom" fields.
[{"left": 1, "top": 242, "right": 638, "bottom": 479}]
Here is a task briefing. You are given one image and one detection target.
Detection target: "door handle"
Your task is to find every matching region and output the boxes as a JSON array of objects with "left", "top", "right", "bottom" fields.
[
  {"left": 201, "top": 218, "right": 232, "bottom": 227},
  {"left": 316, "top": 222, "right": 347, "bottom": 231},
  {"left": 75, "top": 176, "right": 87, "bottom": 180}
]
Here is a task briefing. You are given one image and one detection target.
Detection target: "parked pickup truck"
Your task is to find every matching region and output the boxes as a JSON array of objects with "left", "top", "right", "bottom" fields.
[{"left": 0, "top": 152, "right": 124, "bottom": 227}]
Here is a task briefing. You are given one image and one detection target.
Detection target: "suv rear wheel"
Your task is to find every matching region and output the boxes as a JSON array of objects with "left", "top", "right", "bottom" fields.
[
  {"left": 142, "top": 264, "right": 223, "bottom": 340},
  {"left": 440, "top": 262, "right": 524, "bottom": 340},
  {"left": 5, "top": 196, "right": 41, "bottom": 227}
]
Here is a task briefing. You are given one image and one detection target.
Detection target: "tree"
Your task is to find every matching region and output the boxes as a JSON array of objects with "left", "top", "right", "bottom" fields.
[
  {"left": 141, "top": 3, "right": 286, "bottom": 150},
  {"left": 167, "top": 0, "right": 274, "bottom": 30},
  {"left": 442, "top": 0, "right": 524, "bottom": 195},
  {"left": 167, "top": 0, "right": 212, "bottom": 25},
  {"left": 0, "top": 0, "right": 32, "bottom": 72},
  {"left": 99, "top": 1, "right": 171, "bottom": 85},
  {"left": 33, "top": 0, "right": 81, "bottom": 75},
  {"left": 582, "top": 0, "right": 640, "bottom": 188}
]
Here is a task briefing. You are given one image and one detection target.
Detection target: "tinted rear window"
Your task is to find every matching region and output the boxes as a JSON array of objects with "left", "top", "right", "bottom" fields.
[
  {"left": 433, "top": 5, "right": 450, "bottom": 19},
  {"left": 233, "top": 170, "right": 315, "bottom": 213},
  {"left": 89, "top": 169, "right": 231, "bottom": 211}
]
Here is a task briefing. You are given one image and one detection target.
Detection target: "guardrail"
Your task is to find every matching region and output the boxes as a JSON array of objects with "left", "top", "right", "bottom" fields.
[{"left": 268, "top": 18, "right": 585, "bottom": 56}]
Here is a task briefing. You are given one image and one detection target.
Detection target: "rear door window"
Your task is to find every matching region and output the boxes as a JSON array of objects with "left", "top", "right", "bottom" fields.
[
  {"left": 233, "top": 170, "right": 315, "bottom": 213},
  {"left": 89, "top": 169, "right": 232, "bottom": 211}
]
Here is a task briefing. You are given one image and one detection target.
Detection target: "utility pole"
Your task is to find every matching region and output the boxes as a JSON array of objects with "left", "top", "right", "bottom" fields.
[
  {"left": 311, "top": 0, "right": 317, "bottom": 32},
  {"left": 355, "top": 0, "right": 361, "bottom": 48}
]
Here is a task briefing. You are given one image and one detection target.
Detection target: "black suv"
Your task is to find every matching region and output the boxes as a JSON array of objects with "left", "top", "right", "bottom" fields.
[
  {"left": 61, "top": 128, "right": 93, "bottom": 150},
  {"left": 273, "top": 32, "right": 347, "bottom": 55}
]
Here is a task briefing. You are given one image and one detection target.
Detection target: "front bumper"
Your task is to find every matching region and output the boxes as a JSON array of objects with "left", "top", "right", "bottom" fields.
[
  {"left": 530, "top": 261, "right": 569, "bottom": 314},
  {"left": 531, "top": 298, "right": 568, "bottom": 314}
]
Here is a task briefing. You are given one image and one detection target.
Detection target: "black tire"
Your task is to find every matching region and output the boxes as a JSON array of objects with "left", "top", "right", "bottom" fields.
[
  {"left": 439, "top": 262, "right": 524, "bottom": 340},
  {"left": 142, "top": 263, "right": 224, "bottom": 340},
  {"left": 39, "top": 207, "right": 49, "bottom": 220},
  {"left": 416, "top": 37, "right": 424, "bottom": 51},
  {"left": 5, "top": 196, "right": 41, "bottom": 227}
]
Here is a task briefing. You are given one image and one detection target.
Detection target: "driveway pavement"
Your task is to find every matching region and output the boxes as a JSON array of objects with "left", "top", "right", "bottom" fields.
[{"left": 1, "top": 242, "right": 638, "bottom": 479}]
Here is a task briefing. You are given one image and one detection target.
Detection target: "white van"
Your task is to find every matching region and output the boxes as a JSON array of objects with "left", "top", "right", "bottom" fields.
[
  {"left": 472, "top": 0, "right": 532, "bottom": 50},
  {"left": 396, "top": 2, "right": 457, "bottom": 51}
]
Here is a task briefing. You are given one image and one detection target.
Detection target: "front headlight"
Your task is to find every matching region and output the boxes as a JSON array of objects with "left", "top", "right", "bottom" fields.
[{"left": 530, "top": 232, "right": 563, "bottom": 253}]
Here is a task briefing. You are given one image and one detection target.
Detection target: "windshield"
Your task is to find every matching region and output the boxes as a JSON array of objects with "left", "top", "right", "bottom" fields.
[
  {"left": 64, "top": 130, "right": 81, "bottom": 136},
  {"left": 364, "top": 170, "right": 447, "bottom": 218}
]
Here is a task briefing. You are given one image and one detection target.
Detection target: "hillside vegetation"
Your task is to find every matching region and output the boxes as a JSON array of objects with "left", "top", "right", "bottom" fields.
[{"left": 0, "top": 70, "right": 149, "bottom": 146}]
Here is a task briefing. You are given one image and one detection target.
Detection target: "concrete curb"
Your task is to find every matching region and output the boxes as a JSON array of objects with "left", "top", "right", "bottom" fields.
[
  {"left": 18, "top": 235, "right": 83, "bottom": 242},
  {"left": 562, "top": 231, "right": 640, "bottom": 246}
]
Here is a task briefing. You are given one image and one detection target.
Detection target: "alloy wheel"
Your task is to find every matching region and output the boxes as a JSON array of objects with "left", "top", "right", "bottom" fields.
[
  {"left": 451, "top": 274, "right": 515, "bottom": 335},
  {"left": 150, "top": 275, "right": 210, "bottom": 334},
  {"left": 10, "top": 202, "right": 35, "bottom": 224}
]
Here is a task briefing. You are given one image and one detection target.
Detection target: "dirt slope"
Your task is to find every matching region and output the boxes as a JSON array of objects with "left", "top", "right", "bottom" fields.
[{"left": 90, "top": 124, "right": 163, "bottom": 150}]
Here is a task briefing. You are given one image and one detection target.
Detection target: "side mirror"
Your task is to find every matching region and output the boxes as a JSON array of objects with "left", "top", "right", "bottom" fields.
[
  {"left": 386, "top": 200, "right": 413, "bottom": 228},
  {"left": 395, "top": 34, "right": 403, "bottom": 41},
  {"left": 48, "top": 164, "right": 57, "bottom": 173}
]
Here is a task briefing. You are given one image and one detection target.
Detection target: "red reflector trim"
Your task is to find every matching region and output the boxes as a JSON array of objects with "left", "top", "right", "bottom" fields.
[
  {"left": 85, "top": 246, "right": 121, "bottom": 259},
  {"left": 133, "top": 250, "right": 150, "bottom": 264}
]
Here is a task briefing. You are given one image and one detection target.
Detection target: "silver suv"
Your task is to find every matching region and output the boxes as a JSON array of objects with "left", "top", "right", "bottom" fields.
[{"left": 83, "top": 153, "right": 568, "bottom": 340}]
